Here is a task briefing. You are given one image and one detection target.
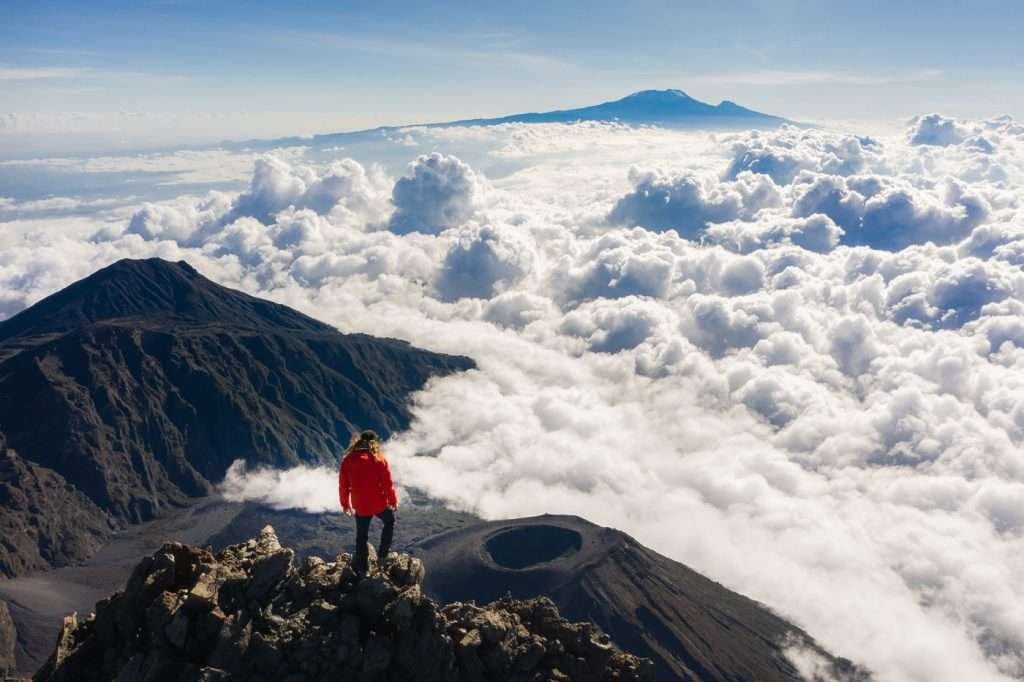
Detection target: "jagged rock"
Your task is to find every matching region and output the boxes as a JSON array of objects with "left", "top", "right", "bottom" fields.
[
  {"left": 384, "top": 553, "right": 426, "bottom": 587},
  {"left": 356, "top": 575, "right": 398, "bottom": 623},
  {"left": 246, "top": 541, "right": 294, "bottom": 600},
  {"left": 33, "top": 526, "right": 654, "bottom": 682}
]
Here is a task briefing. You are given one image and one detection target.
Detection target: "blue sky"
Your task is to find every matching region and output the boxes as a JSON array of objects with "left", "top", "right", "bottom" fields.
[{"left": 1, "top": 0, "right": 1022, "bottom": 144}]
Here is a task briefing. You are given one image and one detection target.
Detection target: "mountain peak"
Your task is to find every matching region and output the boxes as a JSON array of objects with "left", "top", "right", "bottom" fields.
[
  {"left": 472, "top": 87, "right": 784, "bottom": 126},
  {"left": 102, "top": 257, "right": 199, "bottom": 279},
  {"left": 623, "top": 89, "right": 693, "bottom": 101},
  {"left": 0, "top": 257, "right": 331, "bottom": 342},
  {"left": 302, "top": 88, "right": 788, "bottom": 144}
]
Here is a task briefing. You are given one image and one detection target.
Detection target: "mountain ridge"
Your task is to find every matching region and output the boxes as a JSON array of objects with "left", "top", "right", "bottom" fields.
[
  {"left": 225, "top": 89, "right": 789, "bottom": 150},
  {"left": 437, "top": 89, "right": 785, "bottom": 127}
]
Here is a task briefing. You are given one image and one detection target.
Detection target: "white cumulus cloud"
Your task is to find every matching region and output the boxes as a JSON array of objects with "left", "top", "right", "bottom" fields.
[{"left": 388, "top": 152, "right": 486, "bottom": 235}]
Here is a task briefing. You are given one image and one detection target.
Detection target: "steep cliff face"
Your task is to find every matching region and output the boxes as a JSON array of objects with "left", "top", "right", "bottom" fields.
[
  {"left": 0, "top": 258, "right": 474, "bottom": 576},
  {"left": 33, "top": 526, "right": 654, "bottom": 682},
  {"left": 0, "top": 436, "right": 114, "bottom": 578}
]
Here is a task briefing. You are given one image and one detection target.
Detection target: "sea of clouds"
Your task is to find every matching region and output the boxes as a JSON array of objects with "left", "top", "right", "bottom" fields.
[{"left": 3, "top": 113, "right": 1024, "bottom": 682}]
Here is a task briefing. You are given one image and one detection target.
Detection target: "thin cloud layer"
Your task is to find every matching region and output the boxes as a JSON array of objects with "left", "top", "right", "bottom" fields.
[{"left": 2, "top": 115, "right": 1024, "bottom": 682}]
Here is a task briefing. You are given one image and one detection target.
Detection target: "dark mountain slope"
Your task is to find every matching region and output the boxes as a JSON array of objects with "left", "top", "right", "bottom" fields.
[
  {"left": 413, "top": 515, "right": 869, "bottom": 682},
  {"left": 0, "top": 258, "right": 328, "bottom": 342},
  {"left": 0, "top": 258, "right": 474, "bottom": 576},
  {"left": 0, "top": 434, "right": 114, "bottom": 577}
]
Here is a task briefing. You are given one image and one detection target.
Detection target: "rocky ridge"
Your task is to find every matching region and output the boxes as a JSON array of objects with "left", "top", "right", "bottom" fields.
[{"left": 33, "top": 526, "right": 654, "bottom": 682}]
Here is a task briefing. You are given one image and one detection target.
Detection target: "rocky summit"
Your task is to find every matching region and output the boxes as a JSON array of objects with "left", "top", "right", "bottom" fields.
[{"left": 32, "top": 526, "right": 654, "bottom": 682}]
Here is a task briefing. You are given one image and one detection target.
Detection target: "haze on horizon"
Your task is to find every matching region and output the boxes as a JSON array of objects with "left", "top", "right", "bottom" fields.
[{"left": 2, "top": 0, "right": 1023, "bottom": 155}]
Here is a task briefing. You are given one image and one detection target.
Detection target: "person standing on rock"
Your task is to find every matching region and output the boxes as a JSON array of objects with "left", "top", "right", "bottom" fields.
[{"left": 339, "top": 429, "right": 399, "bottom": 574}]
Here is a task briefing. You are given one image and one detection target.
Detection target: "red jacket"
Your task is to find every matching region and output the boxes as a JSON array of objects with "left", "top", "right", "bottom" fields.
[{"left": 339, "top": 448, "right": 398, "bottom": 516}]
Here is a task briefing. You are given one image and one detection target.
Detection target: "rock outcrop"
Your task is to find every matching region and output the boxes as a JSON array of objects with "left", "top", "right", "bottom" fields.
[{"left": 33, "top": 526, "right": 653, "bottom": 682}]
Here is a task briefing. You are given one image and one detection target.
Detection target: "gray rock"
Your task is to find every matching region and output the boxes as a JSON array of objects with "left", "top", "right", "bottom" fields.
[
  {"left": 164, "top": 611, "right": 189, "bottom": 650},
  {"left": 307, "top": 599, "right": 337, "bottom": 626},
  {"left": 383, "top": 585, "right": 422, "bottom": 631},
  {"left": 361, "top": 635, "right": 393, "bottom": 675},
  {"left": 206, "top": 616, "right": 250, "bottom": 673},
  {"left": 355, "top": 575, "right": 397, "bottom": 622},
  {"left": 384, "top": 554, "right": 426, "bottom": 588},
  {"left": 246, "top": 549, "right": 293, "bottom": 601}
]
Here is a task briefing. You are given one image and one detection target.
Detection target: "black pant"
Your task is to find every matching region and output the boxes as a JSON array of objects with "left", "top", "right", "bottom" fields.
[{"left": 354, "top": 508, "right": 395, "bottom": 571}]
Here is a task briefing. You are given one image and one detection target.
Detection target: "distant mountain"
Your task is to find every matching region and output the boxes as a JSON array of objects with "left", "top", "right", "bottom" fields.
[
  {"left": 442, "top": 89, "right": 787, "bottom": 127},
  {"left": 0, "top": 258, "right": 474, "bottom": 577},
  {"left": 412, "top": 515, "right": 870, "bottom": 682},
  {"left": 231, "top": 89, "right": 788, "bottom": 150}
]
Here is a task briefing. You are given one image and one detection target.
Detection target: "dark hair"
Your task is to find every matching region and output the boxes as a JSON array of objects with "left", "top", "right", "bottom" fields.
[{"left": 345, "top": 430, "right": 384, "bottom": 461}]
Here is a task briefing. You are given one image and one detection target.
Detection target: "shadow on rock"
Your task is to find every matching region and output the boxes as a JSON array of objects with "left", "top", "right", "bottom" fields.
[{"left": 32, "top": 525, "right": 654, "bottom": 682}]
